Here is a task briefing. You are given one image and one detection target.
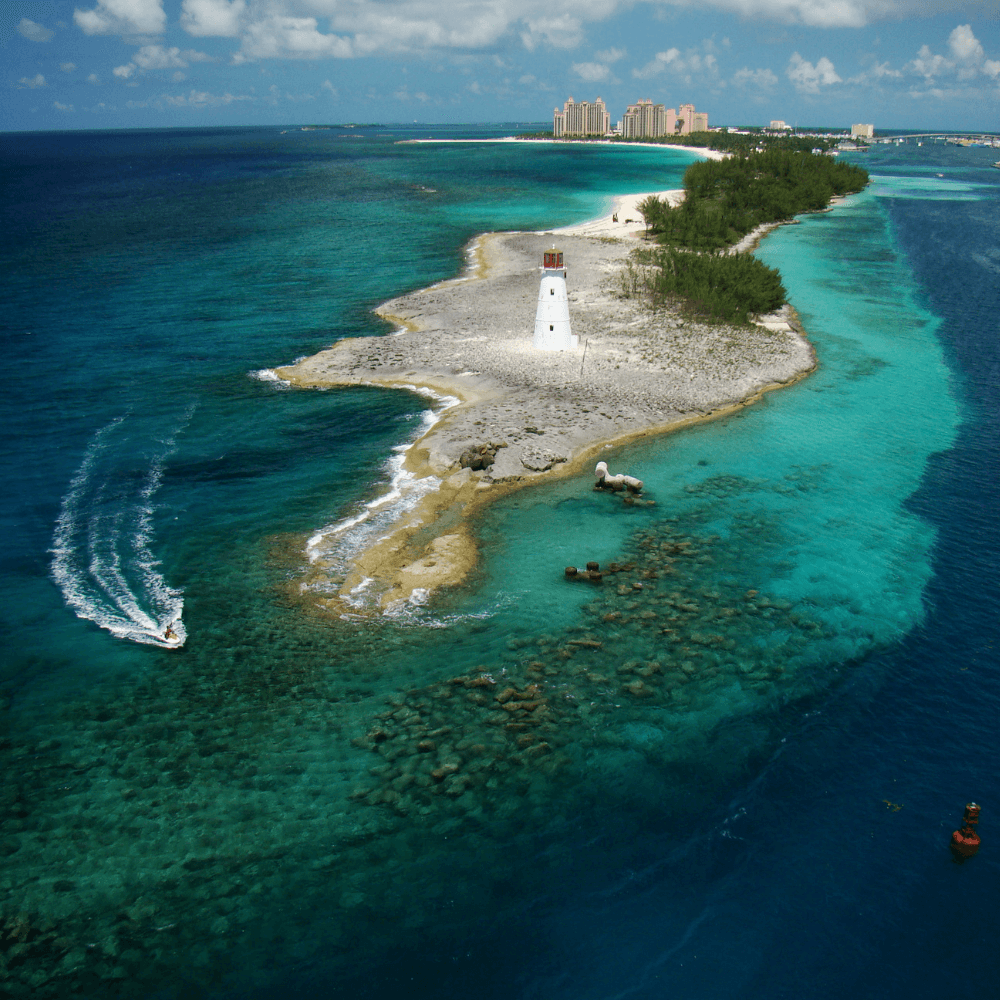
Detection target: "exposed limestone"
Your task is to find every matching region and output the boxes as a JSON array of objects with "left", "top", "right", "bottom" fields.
[{"left": 277, "top": 229, "right": 815, "bottom": 608}]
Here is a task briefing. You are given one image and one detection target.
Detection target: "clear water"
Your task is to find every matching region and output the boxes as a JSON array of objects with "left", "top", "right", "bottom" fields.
[{"left": 1, "top": 129, "right": 997, "bottom": 999}]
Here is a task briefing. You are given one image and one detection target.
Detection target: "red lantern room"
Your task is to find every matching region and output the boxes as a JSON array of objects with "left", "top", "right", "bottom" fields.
[{"left": 543, "top": 249, "right": 564, "bottom": 270}]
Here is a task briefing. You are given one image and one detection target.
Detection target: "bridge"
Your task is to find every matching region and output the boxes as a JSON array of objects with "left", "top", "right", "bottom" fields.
[{"left": 872, "top": 132, "right": 999, "bottom": 143}]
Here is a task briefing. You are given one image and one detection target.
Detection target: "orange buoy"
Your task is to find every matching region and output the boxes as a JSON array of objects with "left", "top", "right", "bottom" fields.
[{"left": 950, "top": 802, "right": 981, "bottom": 860}]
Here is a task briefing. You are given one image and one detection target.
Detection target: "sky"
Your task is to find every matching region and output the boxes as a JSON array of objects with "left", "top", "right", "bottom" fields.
[{"left": 3, "top": 0, "right": 999, "bottom": 132}]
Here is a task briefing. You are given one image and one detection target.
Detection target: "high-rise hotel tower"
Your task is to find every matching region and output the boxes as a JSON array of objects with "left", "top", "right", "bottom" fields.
[{"left": 553, "top": 96, "right": 610, "bottom": 137}]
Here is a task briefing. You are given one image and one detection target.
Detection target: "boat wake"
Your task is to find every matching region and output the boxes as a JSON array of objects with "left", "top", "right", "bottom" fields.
[{"left": 51, "top": 413, "right": 190, "bottom": 648}]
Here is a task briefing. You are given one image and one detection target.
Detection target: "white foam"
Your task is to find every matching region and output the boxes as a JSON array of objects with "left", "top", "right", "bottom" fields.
[
  {"left": 302, "top": 388, "right": 460, "bottom": 610},
  {"left": 381, "top": 591, "right": 514, "bottom": 628},
  {"left": 424, "top": 236, "right": 485, "bottom": 289},
  {"left": 51, "top": 413, "right": 189, "bottom": 648},
  {"left": 249, "top": 368, "right": 291, "bottom": 387}
]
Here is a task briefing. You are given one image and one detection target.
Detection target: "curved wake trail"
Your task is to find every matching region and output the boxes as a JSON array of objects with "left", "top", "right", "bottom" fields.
[{"left": 51, "top": 413, "right": 190, "bottom": 648}]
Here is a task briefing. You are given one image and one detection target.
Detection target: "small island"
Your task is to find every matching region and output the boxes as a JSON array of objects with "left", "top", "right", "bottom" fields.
[
  {"left": 276, "top": 194, "right": 814, "bottom": 610},
  {"left": 276, "top": 146, "right": 868, "bottom": 611}
]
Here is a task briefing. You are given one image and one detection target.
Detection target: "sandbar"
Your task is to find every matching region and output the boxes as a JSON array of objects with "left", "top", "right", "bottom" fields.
[{"left": 276, "top": 201, "right": 814, "bottom": 612}]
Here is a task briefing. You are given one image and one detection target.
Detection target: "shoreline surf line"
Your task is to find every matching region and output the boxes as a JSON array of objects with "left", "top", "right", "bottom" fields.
[
  {"left": 398, "top": 137, "right": 728, "bottom": 164},
  {"left": 276, "top": 190, "right": 820, "bottom": 612},
  {"left": 299, "top": 355, "right": 814, "bottom": 616}
]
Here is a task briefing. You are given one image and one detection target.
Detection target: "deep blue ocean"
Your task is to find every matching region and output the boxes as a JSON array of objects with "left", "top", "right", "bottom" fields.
[{"left": 1, "top": 125, "right": 997, "bottom": 999}]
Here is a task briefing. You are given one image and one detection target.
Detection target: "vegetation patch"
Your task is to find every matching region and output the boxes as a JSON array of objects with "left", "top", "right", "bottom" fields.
[
  {"left": 625, "top": 249, "right": 787, "bottom": 326},
  {"left": 625, "top": 149, "right": 868, "bottom": 323},
  {"left": 639, "top": 150, "right": 869, "bottom": 251}
]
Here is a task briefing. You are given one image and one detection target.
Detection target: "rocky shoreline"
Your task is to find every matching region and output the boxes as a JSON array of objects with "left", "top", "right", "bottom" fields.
[{"left": 276, "top": 219, "right": 815, "bottom": 610}]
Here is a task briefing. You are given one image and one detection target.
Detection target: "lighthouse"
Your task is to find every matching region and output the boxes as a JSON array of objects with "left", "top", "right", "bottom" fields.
[{"left": 533, "top": 247, "right": 577, "bottom": 351}]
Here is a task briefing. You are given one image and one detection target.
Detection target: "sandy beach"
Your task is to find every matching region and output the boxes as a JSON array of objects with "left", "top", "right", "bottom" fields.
[
  {"left": 276, "top": 196, "right": 813, "bottom": 611},
  {"left": 401, "top": 138, "right": 728, "bottom": 165}
]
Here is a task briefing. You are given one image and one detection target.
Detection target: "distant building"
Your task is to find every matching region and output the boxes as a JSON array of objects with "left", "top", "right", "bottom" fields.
[
  {"left": 769, "top": 120, "right": 791, "bottom": 130},
  {"left": 675, "top": 104, "right": 709, "bottom": 134},
  {"left": 621, "top": 99, "right": 669, "bottom": 139},
  {"left": 851, "top": 123, "right": 875, "bottom": 139},
  {"left": 553, "top": 96, "right": 610, "bottom": 137}
]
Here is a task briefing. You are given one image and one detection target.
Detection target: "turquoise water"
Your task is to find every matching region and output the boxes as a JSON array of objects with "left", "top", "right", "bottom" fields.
[{"left": 0, "top": 129, "right": 993, "bottom": 998}]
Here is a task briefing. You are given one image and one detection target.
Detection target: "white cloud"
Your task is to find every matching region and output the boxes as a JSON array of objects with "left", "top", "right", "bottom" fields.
[
  {"left": 241, "top": 0, "right": 973, "bottom": 57},
  {"left": 908, "top": 44, "right": 951, "bottom": 80},
  {"left": 18, "top": 18, "right": 54, "bottom": 42},
  {"left": 16, "top": 74, "right": 47, "bottom": 89},
  {"left": 88, "top": 73, "right": 102, "bottom": 83},
  {"left": 948, "top": 24, "right": 990, "bottom": 80},
  {"left": 239, "top": 16, "right": 353, "bottom": 59},
  {"left": 948, "top": 24, "right": 983, "bottom": 64},
  {"left": 866, "top": 60, "right": 901, "bottom": 80},
  {"left": 594, "top": 47, "right": 626, "bottom": 63},
  {"left": 572, "top": 61, "right": 614, "bottom": 82},
  {"left": 218, "top": 2, "right": 583, "bottom": 58},
  {"left": 322, "top": 79, "right": 338, "bottom": 96},
  {"left": 181, "top": 0, "right": 245, "bottom": 38},
  {"left": 836, "top": 26, "right": 999, "bottom": 92},
  {"left": 112, "top": 45, "right": 215, "bottom": 80},
  {"left": 902, "top": 24, "right": 1000, "bottom": 88},
  {"left": 53, "top": 101, "right": 75, "bottom": 111},
  {"left": 646, "top": 0, "right": 969, "bottom": 30},
  {"left": 61, "top": 63, "right": 78, "bottom": 72},
  {"left": 634, "top": 47, "right": 680, "bottom": 79},
  {"left": 688, "top": 0, "right": 871, "bottom": 29},
  {"left": 134, "top": 45, "right": 189, "bottom": 69},
  {"left": 161, "top": 88, "right": 253, "bottom": 107},
  {"left": 62, "top": 0, "right": 995, "bottom": 71},
  {"left": 74, "top": 0, "right": 167, "bottom": 37},
  {"left": 520, "top": 14, "right": 584, "bottom": 52},
  {"left": 633, "top": 45, "right": 719, "bottom": 83},
  {"left": 787, "top": 52, "right": 841, "bottom": 92},
  {"left": 731, "top": 66, "right": 779, "bottom": 88}
]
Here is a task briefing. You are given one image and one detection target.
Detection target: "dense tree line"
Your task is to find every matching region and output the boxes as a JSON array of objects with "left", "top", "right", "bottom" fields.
[
  {"left": 611, "top": 131, "right": 842, "bottom": 155},
  {"left": 639, "top": 149, "right": 869, "bottom": 251},
  {"left": 623, "top": 149, "right": 868, "bottom": 323}
]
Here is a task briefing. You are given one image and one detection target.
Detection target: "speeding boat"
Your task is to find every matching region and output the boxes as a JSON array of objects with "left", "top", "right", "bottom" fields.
[{"left": 162, "top": 623, "right": 183, "bottom": 647}]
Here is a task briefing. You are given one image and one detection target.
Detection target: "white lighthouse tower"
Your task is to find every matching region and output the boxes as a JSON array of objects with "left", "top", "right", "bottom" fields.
[{"left": 533, "top": 247, "right": 577, "bottom": 351}]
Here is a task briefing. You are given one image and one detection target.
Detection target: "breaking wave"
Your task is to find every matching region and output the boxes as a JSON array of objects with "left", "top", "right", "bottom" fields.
[{"left": 302, "top": 387, "right": 459, "bottom": 610}]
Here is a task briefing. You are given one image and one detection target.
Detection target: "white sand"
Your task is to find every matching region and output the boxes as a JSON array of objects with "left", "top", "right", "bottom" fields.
[{"left": 547, "top": 188, "right": 686, "bottom": 239}]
